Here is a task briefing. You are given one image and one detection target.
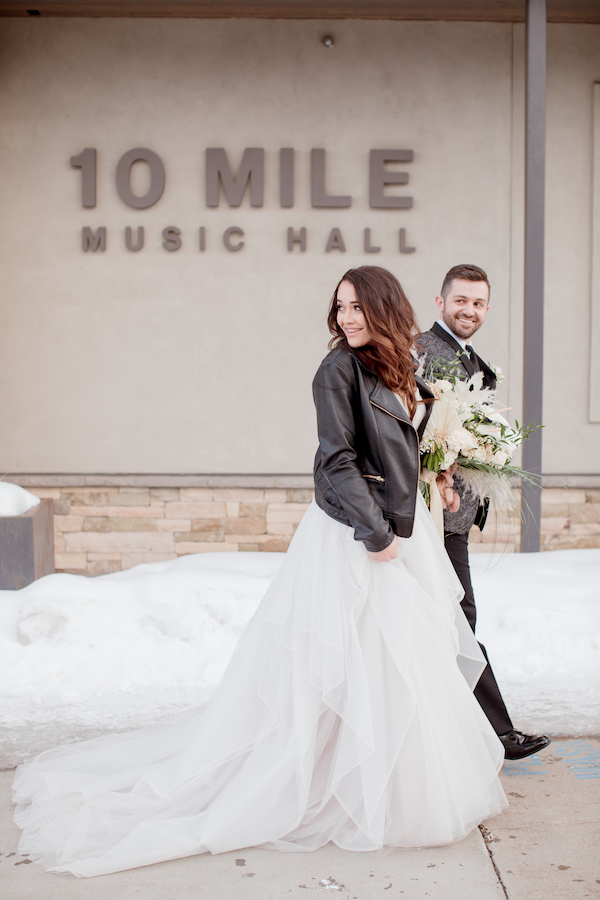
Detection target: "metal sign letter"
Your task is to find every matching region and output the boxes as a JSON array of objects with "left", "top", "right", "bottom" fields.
[
  {"left": 370, "top": 150, "right": 413, "bottom": 209},
  {"left": 116, "top": 148, "right": 166, "bottom": 209},
  {"left": 206, "top": 149, "right": 264, "bottom": 208}
]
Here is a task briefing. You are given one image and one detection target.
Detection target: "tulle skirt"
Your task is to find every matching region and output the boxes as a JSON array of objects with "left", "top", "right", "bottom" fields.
[{"left": 13, "top": 495, "right": 507, "bottom": 877}]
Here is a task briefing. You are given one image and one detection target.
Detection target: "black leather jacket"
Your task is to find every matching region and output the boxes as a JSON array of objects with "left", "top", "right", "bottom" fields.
[{"left": 313, "top": 346, "right": 434, "bottom": 552}]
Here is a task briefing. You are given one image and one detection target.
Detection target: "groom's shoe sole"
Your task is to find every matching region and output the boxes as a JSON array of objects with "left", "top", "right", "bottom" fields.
[{"left": 500, "top": 732, "right": 551, "bottom": 761}]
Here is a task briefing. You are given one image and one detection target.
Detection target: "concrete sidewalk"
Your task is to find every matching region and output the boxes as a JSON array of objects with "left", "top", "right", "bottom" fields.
[{"left": 1, "top": 738, "right": 599, "bottom": 900}]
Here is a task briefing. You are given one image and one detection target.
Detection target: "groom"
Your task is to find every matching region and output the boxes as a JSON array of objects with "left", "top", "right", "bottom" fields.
[{"left": 417, "top": 264, "right": 550, "bottom": 761}]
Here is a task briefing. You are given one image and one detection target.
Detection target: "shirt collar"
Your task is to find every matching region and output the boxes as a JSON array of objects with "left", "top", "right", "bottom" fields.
[{"left": 436, "top": 318, "right": 471, "bottom": 351}]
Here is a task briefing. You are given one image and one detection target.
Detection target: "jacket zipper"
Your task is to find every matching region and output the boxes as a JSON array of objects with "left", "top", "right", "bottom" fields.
[
  {"left": 369, "top": 400, "right": 420, "bottom": 436},
  {"left": 363, "top": 474, "right": 385, "bottom": 483},
  {"left": 369, "top": 399, "right": 421, "bottom": 498}
]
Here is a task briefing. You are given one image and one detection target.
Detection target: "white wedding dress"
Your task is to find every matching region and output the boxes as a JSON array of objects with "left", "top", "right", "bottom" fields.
[{"left": 13, "top": 402, "right": 507, "bottom": 877}]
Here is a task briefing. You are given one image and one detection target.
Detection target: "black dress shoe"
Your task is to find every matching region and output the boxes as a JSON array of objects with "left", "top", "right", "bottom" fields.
[{"left": 499, "top": 729, "right": 551, "bottom": 761}]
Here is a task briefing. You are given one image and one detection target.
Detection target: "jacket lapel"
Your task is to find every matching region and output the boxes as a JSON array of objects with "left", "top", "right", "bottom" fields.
[
  {"left": 369, "top": 380, "right": 413, "bottom": 425},
  {"left": 474, "top": 353, "right": 497, "bottom": 390},
  {"left": 430, "top": 321, "right": 476, "bottom": 378},
  {"left": 369, "top": 377, "right": 435, "bottom": 438},
  {"left": 349, "top": 349, "right": 436, "bottom": 436}
]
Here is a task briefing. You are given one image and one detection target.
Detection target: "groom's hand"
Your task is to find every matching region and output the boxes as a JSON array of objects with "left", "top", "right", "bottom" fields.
[{"left": 436, "top": 469, "right": 461, "bottom": 513}]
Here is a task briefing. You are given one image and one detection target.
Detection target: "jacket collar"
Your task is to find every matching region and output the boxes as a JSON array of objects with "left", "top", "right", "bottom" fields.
[
  {"left": 368, "top": 377, "right": 434, "bottom": 442},
  {"left": 429, "top": 322, "right": 497, "bottom": 389},
  {"left": 430, "top": 321, "right": 477, "bottom": 377},
  {"left": 368, "top": 379, "right": 413, "bottom": 424},
  {"left": 349, "top": 349, "right": 434, "bottom": 431}
]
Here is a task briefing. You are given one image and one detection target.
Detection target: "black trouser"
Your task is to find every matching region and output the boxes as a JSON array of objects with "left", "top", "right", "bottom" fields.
[{"left": 444, "top": 531, "right": 513, "bottom": 736}]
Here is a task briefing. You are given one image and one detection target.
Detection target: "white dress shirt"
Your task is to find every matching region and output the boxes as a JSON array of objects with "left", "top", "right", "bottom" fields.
[{"left": 435, "top": 318, "right": 473, "bottom": 353}]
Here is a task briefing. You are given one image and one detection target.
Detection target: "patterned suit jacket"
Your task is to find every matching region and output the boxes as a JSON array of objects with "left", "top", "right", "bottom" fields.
[{"left": 416, "top": 322, "right": 497, "bottom": 535}]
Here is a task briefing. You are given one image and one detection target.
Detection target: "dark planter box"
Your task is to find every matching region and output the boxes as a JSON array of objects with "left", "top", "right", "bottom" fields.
[{"left": 0, "top": 498, "right": 55, "bottom": 590}]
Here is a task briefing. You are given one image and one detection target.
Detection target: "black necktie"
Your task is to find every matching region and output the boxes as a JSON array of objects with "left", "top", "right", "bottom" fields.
[{"left": 465, "top": 345, "right": 480, "bottom": 372}]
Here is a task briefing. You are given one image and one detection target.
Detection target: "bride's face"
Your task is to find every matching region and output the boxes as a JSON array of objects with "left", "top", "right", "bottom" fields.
[{"left": 336, "top": 281, "right": 373, "bottom": 348}]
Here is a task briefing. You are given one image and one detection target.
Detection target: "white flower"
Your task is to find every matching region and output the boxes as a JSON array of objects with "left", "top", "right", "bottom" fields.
[
  {"left": 492, "top": 365, "right": 505, "bottom": 385},
  {"left": 428, "top": 379, "right": 455, "bottom": 401},
  {"left": 441, "top": 449, "right": 458, "bottom": 470},
  {"left": 468, "top": 446, "right": 488, "bottom": 462},
  {"left": 454, "top": 401, "right": 473, "bottom": 423},
  {"left": 454, "top": 371, "right": 498, "bottom": 409},
  {"left": 436, "top": 379, "right": 455, "bottom": 395},
  {"left": 450, "top": 380, "right": 474, "bottom": 404},
  {"left": 493, "top": 450, "right": 509, "bottom": 467},
  {"left": 447, "top": 428, "right": 478, "bottom": 453}
]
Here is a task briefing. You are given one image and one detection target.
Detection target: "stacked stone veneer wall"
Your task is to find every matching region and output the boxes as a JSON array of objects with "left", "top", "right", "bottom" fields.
[
  {"left": 12, "top": 484, "right": 600, "bottom": 576},
  {"left": 25, "top": 486, "right": 312, "bottom": 575},
  {"left": 468, "top": 487, "right": 600, "bottom": 554}
]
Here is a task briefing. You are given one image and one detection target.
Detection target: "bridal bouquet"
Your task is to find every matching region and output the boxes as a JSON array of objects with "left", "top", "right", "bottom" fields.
[{"left": 418, "top": 362, "right": 539, "bottom": 511}]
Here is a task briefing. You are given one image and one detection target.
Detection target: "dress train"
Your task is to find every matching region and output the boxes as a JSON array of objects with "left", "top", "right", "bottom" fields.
[{"left": 13, "top": 495, "right": 507, "bottom": 876}]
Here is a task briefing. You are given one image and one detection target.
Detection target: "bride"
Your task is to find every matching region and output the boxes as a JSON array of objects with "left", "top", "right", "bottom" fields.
[{"left": 13, "top": 266, "right": 507, "bottom": 877}]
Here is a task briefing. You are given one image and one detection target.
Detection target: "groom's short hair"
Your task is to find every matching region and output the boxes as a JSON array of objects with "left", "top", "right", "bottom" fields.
[{"left": 441, "top": 264, "right": 491, "bottom": 301}]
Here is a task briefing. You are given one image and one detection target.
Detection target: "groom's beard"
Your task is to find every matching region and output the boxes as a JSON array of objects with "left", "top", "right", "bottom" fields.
[{"left": 441, "top": 310, "right": 482, "bottom": 341}]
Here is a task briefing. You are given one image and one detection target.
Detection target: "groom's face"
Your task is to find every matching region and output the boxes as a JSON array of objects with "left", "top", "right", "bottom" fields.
[{"left": 435, "top": 278, "right": 490, "bottom": 340}]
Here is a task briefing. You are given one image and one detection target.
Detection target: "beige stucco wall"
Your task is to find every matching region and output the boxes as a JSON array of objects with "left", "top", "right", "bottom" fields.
[
  {"left": 0, "top": 18, "right": 597, "bottom": 475},
  {"left": 543, "top": 24, "right": 600, "bottom": 470}
]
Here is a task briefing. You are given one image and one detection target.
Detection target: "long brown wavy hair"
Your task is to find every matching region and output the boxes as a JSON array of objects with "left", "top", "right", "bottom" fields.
[{"left": 327, "top": 266, "right": 421, "bottom": 418}]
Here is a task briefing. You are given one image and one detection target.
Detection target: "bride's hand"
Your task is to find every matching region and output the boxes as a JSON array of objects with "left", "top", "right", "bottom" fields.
[
  {"left": 435, "top": 469, "right": 461, "bottom": 513},
  {"left": 368, "top": 535, "right": 398, "bottom": 562}
]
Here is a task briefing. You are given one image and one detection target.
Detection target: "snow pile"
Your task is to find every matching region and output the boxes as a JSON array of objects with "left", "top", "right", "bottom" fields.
[
  {"left": 0, "top": 548, "right": 598, "bottom": 767},
  {"left": 0, "top": 483, "right": 40, "bottom": 517},
  {"left": 472, "top": 549, "right": 600, "bottom": 738},
  {"left": 0, "top": 553, "right": 282, "bottom": 767}
]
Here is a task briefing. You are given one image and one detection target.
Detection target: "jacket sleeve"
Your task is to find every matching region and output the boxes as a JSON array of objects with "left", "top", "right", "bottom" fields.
[
  {"left": 414, "top": 334, "right": 434, "bottom": 374},
  {"left": 313, "top": 356, "right": 395, "bottom": 552},
  {"left": 442, "top": 472, "right": 481, "bottom": 535},
  {"left": 416, "top": 333, "right": 458, "bottom": 380}
]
